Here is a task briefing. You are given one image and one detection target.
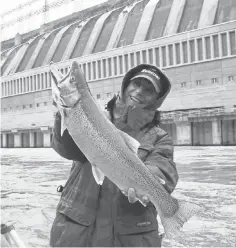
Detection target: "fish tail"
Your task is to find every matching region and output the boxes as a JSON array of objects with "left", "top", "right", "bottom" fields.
[{"left": 161, "top": 199, "right": 201, "bottom": 238}]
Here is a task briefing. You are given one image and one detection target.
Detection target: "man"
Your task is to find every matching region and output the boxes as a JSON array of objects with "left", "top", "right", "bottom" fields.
[{"left": 50, "top": 64, "right": 179, "bottom": 247}]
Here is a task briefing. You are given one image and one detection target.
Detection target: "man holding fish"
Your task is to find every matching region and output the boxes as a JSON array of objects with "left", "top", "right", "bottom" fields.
[{"left": 49, "top": 63, "right": 182, "bottom": 247}]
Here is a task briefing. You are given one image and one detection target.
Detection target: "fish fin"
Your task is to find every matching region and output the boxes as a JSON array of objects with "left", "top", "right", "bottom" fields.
[
  {"left": 161, "top": 199, "right": 201, "bottom": 238},
  {"left": 156, "top": 176, "right": 166, "bottom": 185},
  {"left": 60, "top": 109, "right": 68, "bottom": 136},
  {"left": 91, "top": 164, "right": 105, "bottom": 185},
  {"left": 119, "top": 130, "right": 140, "bottom": 154}
]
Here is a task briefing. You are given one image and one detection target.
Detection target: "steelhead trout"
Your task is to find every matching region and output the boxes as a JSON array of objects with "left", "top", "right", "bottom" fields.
[{"left": 50, "top": 61, "right": 201, "bottom": 238}]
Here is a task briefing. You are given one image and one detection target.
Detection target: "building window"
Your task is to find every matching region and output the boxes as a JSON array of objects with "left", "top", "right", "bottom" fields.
[
  {"left": 212, "top": 78, "right": 218, "bottom": 84},
  {"left": 96, "top": 94, "right": 101, "bottom": 99},
  {"left": 4, "top": 108, "right": 7, "bottom": 112},
  {"left": 196, "top": 80, "right": 201, "bottom": 86},
  {"left": 23, "top": 105, "right": 26, "bottom": 109},
  {"left": 36, "top": 103, "right": 40, "bottom": 107},
  {"left": 106, "top": 92, "right": 112, "bottom": 98},
  {"left": 44, "top": 102, "right": 47, "bottom": 106},
  {"left": 228, "top": 76, "right": 234, "bottom": 82},
  {"left": 181, "top": 82, "right": 186, "bottom": 88},
  {"left": 29, "top": 104, "right": 33, "bottom": 108}
]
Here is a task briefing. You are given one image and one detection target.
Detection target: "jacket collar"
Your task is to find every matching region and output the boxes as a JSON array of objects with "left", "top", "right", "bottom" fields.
[{"left": 112, "top": 98, "right": 156, "bottom": 131}]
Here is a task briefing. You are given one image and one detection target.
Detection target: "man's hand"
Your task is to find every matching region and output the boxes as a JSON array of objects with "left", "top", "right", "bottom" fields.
[{"left": 122, "top": 188, "right": 149, "bottom": 207}]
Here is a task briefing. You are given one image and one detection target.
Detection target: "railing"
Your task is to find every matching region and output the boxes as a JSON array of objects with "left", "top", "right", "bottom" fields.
[
  {"left": 1, "top": 21, "right": 236, "bottom": 99},
  {"left": 161, "top": 106, "right": 236, "bottom": 121}
]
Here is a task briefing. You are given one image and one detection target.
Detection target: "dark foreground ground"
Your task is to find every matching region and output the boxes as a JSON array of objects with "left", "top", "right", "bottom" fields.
[{"left": 1, "top": 147, "right": 236, "bottom": 247}]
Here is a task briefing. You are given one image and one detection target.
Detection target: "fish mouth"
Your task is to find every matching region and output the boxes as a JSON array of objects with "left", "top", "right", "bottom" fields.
[
  {"left": 60, "top": 86, "right": 78, "bottom": 97},
  {"left": 130, "top": 95, "right": 142, "bottom": 104}
]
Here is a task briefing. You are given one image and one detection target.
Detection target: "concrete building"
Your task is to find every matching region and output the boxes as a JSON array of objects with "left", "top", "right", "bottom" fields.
[{"left": 1, "top": 0, "right": 236, "bottom": 147}]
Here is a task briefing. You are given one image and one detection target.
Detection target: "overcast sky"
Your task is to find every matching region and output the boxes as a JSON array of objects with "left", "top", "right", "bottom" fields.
[{"left": 1, "top": 0, "right": 108, "bottom": 42}]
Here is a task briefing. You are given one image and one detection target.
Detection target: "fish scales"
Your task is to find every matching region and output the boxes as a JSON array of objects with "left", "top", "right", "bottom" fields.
[
  {"left": 50, "top": 61, "right": 201, "bottom": 238},
  {"left": 66, "top": 88, "right": 180, "bottom": 222}
]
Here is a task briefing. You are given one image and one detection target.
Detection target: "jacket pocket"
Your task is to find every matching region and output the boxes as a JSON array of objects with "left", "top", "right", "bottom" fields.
[
  {"left": 115, "top": 206, "right": 158, "bottom": 235},
  {"left": 57, "top": 160, "right": 100, "bottom": 226},
  {"left": 50, "top": 212, "right": 92, "bottom": 247},
  {"left": 115, "top": 206, "right": 161, "bottom": 247}
]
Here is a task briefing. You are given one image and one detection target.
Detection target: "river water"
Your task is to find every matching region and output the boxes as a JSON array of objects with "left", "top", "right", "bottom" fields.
[{"left": 1, "top": 147, "right": 236, "bottom": 247}]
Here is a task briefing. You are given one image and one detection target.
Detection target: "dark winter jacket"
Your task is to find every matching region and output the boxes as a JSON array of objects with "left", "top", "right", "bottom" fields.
[{"left": 50, "top": 64, "right": 179, "bottom": 247}]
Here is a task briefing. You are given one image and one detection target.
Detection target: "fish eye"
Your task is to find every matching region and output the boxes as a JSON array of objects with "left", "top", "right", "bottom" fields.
[{"left": 70, "top": 76, "right": 75, "bottom": 82}]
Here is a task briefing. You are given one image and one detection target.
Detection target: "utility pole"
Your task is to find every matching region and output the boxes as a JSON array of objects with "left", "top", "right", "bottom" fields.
[{"left": 43, "top": 0, "right": 49, "bottom": 25}]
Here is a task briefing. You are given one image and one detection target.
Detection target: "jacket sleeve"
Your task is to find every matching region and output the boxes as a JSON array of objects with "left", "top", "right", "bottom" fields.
[
  {"left": 143, "top": 128, "right": 179, "bottom": 194},
  {"left": 51, "top": 111, "right": 87, "bottom": 162}
]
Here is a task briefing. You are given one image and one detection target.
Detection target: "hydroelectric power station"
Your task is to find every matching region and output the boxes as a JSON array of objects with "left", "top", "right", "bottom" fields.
[{"left": 1, "top": 0, "right": 236, "bottom": 147}]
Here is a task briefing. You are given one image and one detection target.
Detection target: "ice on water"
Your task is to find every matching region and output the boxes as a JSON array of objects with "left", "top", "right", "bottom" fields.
[{"left": 1, "top": 147, "right": 236, "bottom": 247}]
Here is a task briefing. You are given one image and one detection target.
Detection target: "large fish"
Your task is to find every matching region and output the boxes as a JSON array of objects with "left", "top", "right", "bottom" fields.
[{"left": 50, "top": 61, "right": 201, "bottom": 238}]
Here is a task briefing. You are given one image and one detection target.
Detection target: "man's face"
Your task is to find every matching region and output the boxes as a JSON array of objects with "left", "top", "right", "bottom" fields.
[{"left": 123, "top": 78, "right": 160, "bottom": 108}]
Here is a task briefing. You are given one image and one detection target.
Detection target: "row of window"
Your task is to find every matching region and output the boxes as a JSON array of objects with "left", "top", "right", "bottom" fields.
[
  {"left": 1, "top": 29, "right": 236, "bottom": 98},
  {"left": 1, "top": 72, "right": 51, "bottom": 97},
  {"left": 180, "top": 76, "right": 235, "bottom": 88},
  {"left": 2, "top": 91, "right": 116, "bottom": 112},
  {"left": 2, "top": 101, "right": 49, "bottom": 113},
  {"left": 2, "top": 74, "right": 235, "bottom": 112}
]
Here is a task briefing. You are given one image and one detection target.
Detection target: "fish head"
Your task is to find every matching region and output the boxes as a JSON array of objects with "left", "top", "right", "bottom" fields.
[{"left": 50, "top": 61, "right": 88, "bottom": 108}]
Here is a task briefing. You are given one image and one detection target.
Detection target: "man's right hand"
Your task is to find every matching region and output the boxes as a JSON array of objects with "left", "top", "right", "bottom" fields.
[{"left": 122, "top": 188, "right": 149, "bottom": 207}]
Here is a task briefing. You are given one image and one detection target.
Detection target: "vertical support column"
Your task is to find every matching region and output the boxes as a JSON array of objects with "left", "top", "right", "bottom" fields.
[
  {"left": 180, "top": 42, "right": 184, "bottom": 64},
  {"left": 47, "top": 72, "right": 51, "bottom": 88},
  {"left": 95, "top": 61, "right": 98, "bottom": 80},
  {"left": 41, "top": 127, "right": 51, "bottom": 147},
  {"left": 7, "top": 82, "right": 9, "bottom": 96},
  {"left": 122, "top": 55, "right": 125, "bottom": 74},
  {"left": 202, "top": 37, "right": 206, "bottom": 61},
  {"left": 12, "top": 130, "right": 21, "bottom": 148},
  {"left": 187, "top": 40, "right": 191, "bottom": 63},
  {"left": 152, "top": 48, "right": 156, "bottom": 66},
  {"left": 159, "top": 47, "right": 163, "bottom": 69},
  {"left": 219, "top": 33, "right": 223, "bottom": 58},
  {"left": 210, "top": 35, "right": 214, "bottom": 59},
  {"left": 29, "top": 77, "right": 32, "bottom": 91},
  {"left": 176, "top": 121, "right": 192, "bottom": 145},
  {"left": 140, "top": 50, "right": 144, "bottom": 64},
  {"left": 173, "top": 43, "right": 177, "bottom": 65},
  {"left": 2, "top": 82, "right": 5, "bottom": 97},
  {"left": 195, "top": 39, "right": 199, "bottom": 62},
  {"left": 111, "top": 57, "right": 115, "bottom": 76},
  {"left": 127, "top": 53, "right": 131, "bottom": 70},
  {"left": 2, "top": 133, "right": 7, "bottom": 148},
  {"left": 34, "top": 75, "right": 36, "bottom": 91},
  {"left": 133, "top": 53, "right": 138, "bottom": 67},
  {"left": 166, "top": 46, "right": 170, "bottom": 67},
  {"left": 212, "top": 118, "right": 222, "bottom": 145},
  {"left": 91, "top": 62, "right": 95, "bottom": 81},
  {"left": 43, "top": 132, "right": 51, "bottom": 147},
  {"left": 41, "top": 73, "right": 44, "bottom": 89},
  {"left": 117, "top": 56, "right": 121, "bottom": 74},
  {"left": 100, "top": 60, "right": 104, "bottom": 79},
  {"left": 85, "top": 63, "right": 89, "bottom": 81},
  {"left": 22, "top": 78, "right": 25, "bottom": 93},
  {"left": 9, "top": 81, "right": 12, "bottom": 95},
  {"left": 227, "top": 31, "right": 231, "bottom": 56},
  {"left": 106, "top": 58, "right": 109, "bottom": 77},
  {"left": 29, "top": 131, "right": 35, "bottom": 147}
]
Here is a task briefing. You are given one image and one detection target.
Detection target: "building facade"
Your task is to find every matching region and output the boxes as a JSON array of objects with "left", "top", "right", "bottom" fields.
[{"left": 1, "top": 0, "right": 236, "bottom": 147}]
